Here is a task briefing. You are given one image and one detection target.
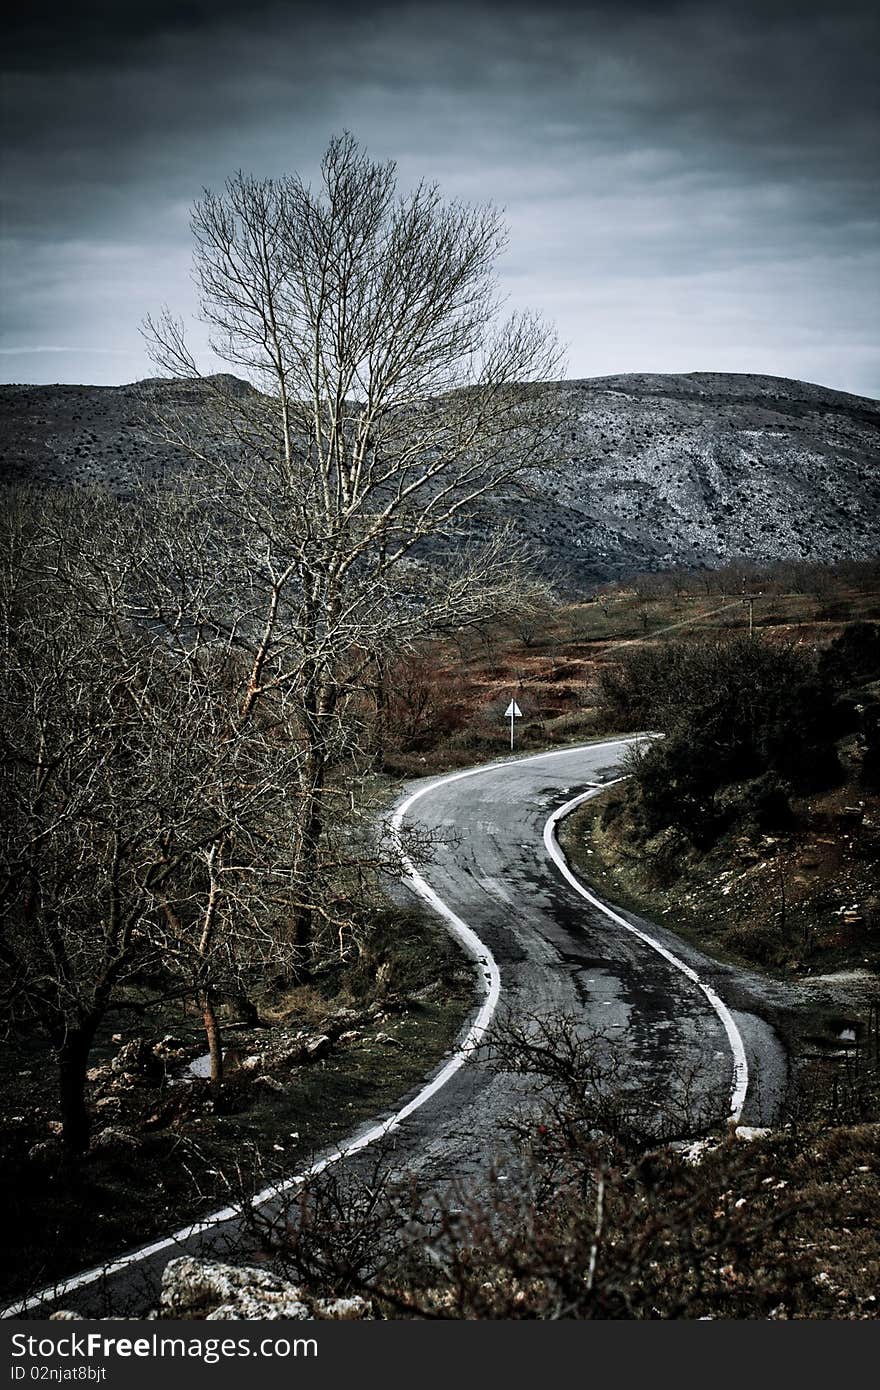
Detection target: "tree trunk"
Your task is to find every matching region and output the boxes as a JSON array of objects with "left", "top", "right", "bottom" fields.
[
  {"left": 202, "top": 988, "right": 223, "bottom": 1090},
  {"left": 232, "top": 989, "right": 260, "bottom": 1027},
  {"left": 290, "top": 805, "right": 321, "bottom": 981},
  {"left": 290, "top": 704, "right": 329, "bottom": 979},
  {"left": 372, "top": 651, "right": 387, "bottom": 770},
  {"left": 58, "top": 1027, "right": 95, "bottom": 1158}
]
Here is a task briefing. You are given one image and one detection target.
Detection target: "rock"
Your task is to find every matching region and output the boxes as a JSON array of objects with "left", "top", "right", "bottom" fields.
[
  {"left": 677, "top": 1125, "right": 776, "bottom": 1161},
  {"left": 152, "top": 1035, "right": 187, "bottom": 1061},
  {"left": 28, "top": 1138, "right": 61, "bottom": 1162},
  {"left": 159, "top": 1258, "right": 310, "bottom": 1320},
  {"left": 111, "top": 1037, "right": 163, "bottom": 1081},
  {"left": 733, "top": 838, "right": 759, "bottom": 865},
  {"left": 239, "top": 1054, "right": 263, "bottom": 1073},
  {"left": 6, "top": 376, "right": 878, "bottom": 582},
  {"left": 373, "top": 1032, "right": 402, "bottom": 1047},
  {"left": 337, "top": 1030, "right": 360, "bottom": 1045},
  {"left": 410, "top": 981, "right": 441, "bottom": 1003},
  {"left": 304, "top": 1034, "right": 331, "bottom": 1061},
  {"left": 90, "top": 1126, "right": 142, "bottom": 1154},
  {"left": 312, "top": 1296, "right": 372, "bottom": 1320},
  {"left": 677, "top": 1137, "right": 722, "bottom": 1165},
  {"left": 275, "top": 1046, "right": 307, "bottom": 1068},
  {"left": 158, "top": 1257, "right": 373, "bottom": 1320},
  {"left": 49, "top": 1311, "right": 140, "bottom": 1322},
  {"left": 254, "top": 1075, "right": 284, "bottom": 1093},
  {"left": 328, "top": 1007, "right": 366, "bottom": 1030},
  {"left": 107, "top": 1073, "right": 136, "bottom": 1094}
]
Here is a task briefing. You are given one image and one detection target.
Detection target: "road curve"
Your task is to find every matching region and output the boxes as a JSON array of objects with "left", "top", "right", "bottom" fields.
[
  {"left": 4, "top": 737, "right": 787, "bottom": 1318},
  {"left": 394, "top": 738, "right": 783, "bottom": 1152},
  {"left": 544, "top": 785, "right": 749, "bottom": 1121}
]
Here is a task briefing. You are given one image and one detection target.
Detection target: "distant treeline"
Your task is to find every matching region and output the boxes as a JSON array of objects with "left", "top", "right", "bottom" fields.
[{"left": 595, "top": 556, "right": 880, "bottom": 602}]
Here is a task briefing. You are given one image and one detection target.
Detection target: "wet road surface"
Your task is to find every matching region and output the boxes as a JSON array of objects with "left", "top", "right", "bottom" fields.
[{"left": 6, "top": 738, "right": 789, "bottom": 1317}]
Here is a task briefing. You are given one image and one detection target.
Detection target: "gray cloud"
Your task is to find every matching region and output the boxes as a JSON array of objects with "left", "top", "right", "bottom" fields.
[{"left": 2, "top": 1, "right": 878, "bottom": 393}]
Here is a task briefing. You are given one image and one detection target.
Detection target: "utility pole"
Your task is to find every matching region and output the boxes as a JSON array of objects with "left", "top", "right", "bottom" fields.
[{"left": 741, "top": 577, "right": 759, "bottom": 636}]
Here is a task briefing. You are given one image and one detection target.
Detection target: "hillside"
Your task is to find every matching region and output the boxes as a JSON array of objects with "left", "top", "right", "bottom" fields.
[
  {"left": 516, "top": 373, "right": 880, "bottom": 584},
  {"left": 1, "top": 371, "right": 877, "bottom": 584}
]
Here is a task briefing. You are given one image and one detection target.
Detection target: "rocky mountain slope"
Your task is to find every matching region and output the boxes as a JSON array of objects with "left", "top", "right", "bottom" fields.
[
  {"left": 2, "top": 371, "right": 877, "bottom": 585},
  {"left": 518, "top": 373, "right": 879, "bottom": 585}
]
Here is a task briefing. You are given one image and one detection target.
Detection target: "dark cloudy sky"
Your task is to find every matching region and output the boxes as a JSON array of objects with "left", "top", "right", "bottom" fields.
[{"left": 2, "top": 0, "right": 878, "bottom": 394}]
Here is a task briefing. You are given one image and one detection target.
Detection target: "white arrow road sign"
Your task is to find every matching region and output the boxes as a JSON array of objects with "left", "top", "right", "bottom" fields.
[{"left": 505, "top": 698, "right": 523, "bottom": 749}]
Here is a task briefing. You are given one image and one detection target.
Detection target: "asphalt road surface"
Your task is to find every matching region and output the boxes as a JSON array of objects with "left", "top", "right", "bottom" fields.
[{"left": 6, "top": 738, "right": 789, "bottom": 1318}]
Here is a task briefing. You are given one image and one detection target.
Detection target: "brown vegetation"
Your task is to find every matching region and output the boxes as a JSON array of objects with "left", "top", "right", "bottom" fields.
[{"left": 239, "top": 1012, "right": 880, "bottom": 1319}]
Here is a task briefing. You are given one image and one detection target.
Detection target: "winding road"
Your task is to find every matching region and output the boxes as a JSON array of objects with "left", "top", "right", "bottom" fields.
[{"left": 4, "top": 737, "right": 788, "bottom": 1318}]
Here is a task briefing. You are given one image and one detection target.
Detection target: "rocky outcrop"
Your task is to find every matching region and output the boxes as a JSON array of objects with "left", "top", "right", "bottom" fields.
[
  {"left": 502, "top": 372, "right": 880, "bottom": 585},
  {"left": 51, "top": 1257, "right": 373, "bottom": 1320},
  {"left": 158, "top": 1257, "right": 372, "bottom": 1319}
]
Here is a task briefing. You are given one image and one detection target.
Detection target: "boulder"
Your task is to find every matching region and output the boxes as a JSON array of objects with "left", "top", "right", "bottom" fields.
[
  {"left": 28, "top": 1138, "right": 61, "bottom": 1163},
  {"left": 160, "top": 1258, "right": 310, "bottom": 1320},
  {"left": 90, "top": 1126, "right": 142, "bottom": 1154},
  {"left": 94, "top": 1095, "right": 122, "bottom": 1113},
  {"left": 254, "top": 1075, "right": 284, "bottom": 1093},
  {"left": 158, "top": 1257, "right": 371, "bottom": 1320},
  {"left": 312, "top": 1296, "right": 372, "bottom": 1320},
  {"left": 152, "top": 1035, "right": 188, "bottom": 1062},
  {"left": 111, "top": 1037, "right": 164, "bottom": 1081}
]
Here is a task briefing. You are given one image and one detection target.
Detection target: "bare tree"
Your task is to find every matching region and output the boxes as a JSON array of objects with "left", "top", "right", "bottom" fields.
[
  {"left": 0, "top": 489, "right": 307, "bottom": 1146},
  {"left": 144, "top": 132, "right": 561, "bottom": 973},
  {"left": 129, "top": 640, "right": 306, "bottom": 1091},
  {"left": 1, "top": 490, "right": 164, "bottom": 1153}
]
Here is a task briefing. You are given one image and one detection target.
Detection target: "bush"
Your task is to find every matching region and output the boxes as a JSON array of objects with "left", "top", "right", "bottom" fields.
[
  {"left": 626, "top": 734, "right": 723, "bottom": 845},
  {"left": 862, "top": 703, "right": 880, "bottom": 790},
  {"left": 609, "top": 637, "right": 842, "bottom": 843},
  {"left": 819, "top": 622, "right": 880, "bottom": 691},
  {"left": 596, "top": 643, "right": 688, "bottom": 730},
  {"left": 719, "top": 773, "right": 795, "bottom": 833}
]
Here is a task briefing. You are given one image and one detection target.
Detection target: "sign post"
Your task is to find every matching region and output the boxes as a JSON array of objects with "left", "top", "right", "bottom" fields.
[{"left": 504, "top": 698, "right": 523, "bottom": 751}]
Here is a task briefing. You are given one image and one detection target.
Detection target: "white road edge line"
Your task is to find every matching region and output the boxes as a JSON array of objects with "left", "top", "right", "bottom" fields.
[
  {"left": 2, "top": 736, "right": 646, "bottom": 1319},
  {"left": 543, "top": 786, "right": 749, "bottom": 1125},
  {"left": 3, "top": 750, "right": 513, "bottom": 1317}
]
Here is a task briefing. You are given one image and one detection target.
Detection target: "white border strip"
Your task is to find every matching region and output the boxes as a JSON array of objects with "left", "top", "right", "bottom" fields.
[
  {"left": 543, "top": 787, "right": 749, "bottom": 1123},
  {"left": 2, "top": 737, "right": 654, "bottom": 1318},
  {"left": 2, "top": 758, "right": 509, "bottom": 1318}
]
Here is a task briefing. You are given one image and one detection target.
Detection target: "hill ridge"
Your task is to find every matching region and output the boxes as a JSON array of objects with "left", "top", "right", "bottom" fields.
[{"left": 2, "top": 371, "right": 877, "bottom": 584}]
